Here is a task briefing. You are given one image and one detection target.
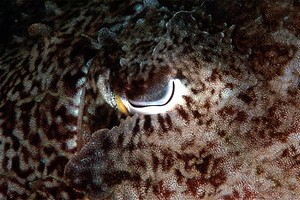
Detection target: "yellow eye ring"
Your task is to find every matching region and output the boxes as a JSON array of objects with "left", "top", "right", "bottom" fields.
[{"left": 115, "top": 94, "right": 129, "bottom": 115}]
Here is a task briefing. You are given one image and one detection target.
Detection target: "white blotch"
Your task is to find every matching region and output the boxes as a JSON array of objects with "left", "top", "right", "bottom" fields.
[
  {"left": 60, "top": 192, "right": 68, "bottom": 200},
  {"left": 221, "top": 88, "right": 234, "bottom": 99},
  {"left": 45, "top": 1, "right": 63, "bottom": 16},
  {"left": 23, "top": 77, "right": 33, "bottom": 93},
  {"left": 15, "top": 107, "right": 21, "bottom": 121},
  {"left": 159, "top": 19, "right": 166, "bottom": 28},
  {"left": 143, "top": 0, "right": 159, "bottom": 8},
  {"left": 68, "top": 106, "right": 79, "bottom": 116},
  {"left": 66, "top": 125, "right": 77, "bottom": 132},
  {"left": 46, "top": 111, "right": 53, "bottom": 125},
  {"left": 72, "top": 89, "right": 83, "bottom": 106},
  {"left": 56, "top": 116, "right": 62, "bottom": 124},
  {"left": 76, "top": 77, "right": 86, "bottom": 88},
  {"left": 9, "top": 91, "right": 20, "bottom": 101},
  {"left": 119, "top": 57, "right": 128, "bottom": 66},
  {"left": 136, "top": 18, "right": 145, "bottom": 25},
  {"left": 30, "top": 86, "right": 38, "bottom": 96},
  {"left": 34, "top": 93, "right": 44, "bottom": 102},
  {"left": 66, "top": 136, "right": 77, "bottom": 150},
  {"left": 134, "top": 4, "right": 144, "bottom": 13},
  {"left": 29, "top": 45, "right": 39, "bottom": 72},
  {"left": 219, "top": 32, "right": 225, "bottom": 38},
  {"left": 7, "top": 181, "right": 24, "bottom": 195},
  {"left": 121, "top": 45, "right": 129, "bottom": 52},
  {"left": 254, "top": 15, "right": 263, "bottom": 23},
  {"left": 39, "top": 67, "right": 54, "bottom": 91},
  {"left": 29, "top": 117, "right": 37, "bottom": 131},
  {"left": 82, "top": 59, "right": 92, "bottom": 74}
]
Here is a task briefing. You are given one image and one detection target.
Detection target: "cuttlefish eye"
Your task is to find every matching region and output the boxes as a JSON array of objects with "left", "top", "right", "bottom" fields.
[{"left": 115, "top": 79, "right": 187, "bottom": 115}]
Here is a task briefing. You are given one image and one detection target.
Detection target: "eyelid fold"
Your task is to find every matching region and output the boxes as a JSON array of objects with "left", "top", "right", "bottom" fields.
[{"left": 116, "top": 79, "right": 187, "bottom": 115}]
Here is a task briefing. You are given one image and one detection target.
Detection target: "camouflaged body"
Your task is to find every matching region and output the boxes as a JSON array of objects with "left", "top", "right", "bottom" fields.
[{"left": 1, "top": 0, "right": 300, "bottom": 199}]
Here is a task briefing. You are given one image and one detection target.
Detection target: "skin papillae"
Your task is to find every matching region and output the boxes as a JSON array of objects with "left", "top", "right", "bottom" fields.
[{"left": 1, "top": 0, "right": 300, "bottom": 199}]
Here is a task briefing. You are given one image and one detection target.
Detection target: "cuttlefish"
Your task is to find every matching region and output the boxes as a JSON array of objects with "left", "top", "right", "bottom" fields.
[{"left": 1, "top": 0, "right": 300, "bottom": 199}]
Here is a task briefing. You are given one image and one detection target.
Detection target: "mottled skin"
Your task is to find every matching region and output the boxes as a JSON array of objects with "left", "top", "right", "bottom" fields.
[
  {"left": 0, "top": 1, "right": 126, "bottom": 199},
  {"left": 1, "top": 0, "right": 300, "bottom": 199},
  {"left": 66, "top": 0, "right": 300, "bottom": 199}
]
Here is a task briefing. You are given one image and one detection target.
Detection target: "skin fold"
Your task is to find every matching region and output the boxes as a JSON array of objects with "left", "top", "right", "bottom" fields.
[{"left": 1, "top": 0, "right": 300, "bottom": 199}]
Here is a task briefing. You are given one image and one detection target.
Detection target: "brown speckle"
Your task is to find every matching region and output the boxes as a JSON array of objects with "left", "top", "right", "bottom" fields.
[{"left": 238, "top": 92, "right": 253, "bottom": 104}]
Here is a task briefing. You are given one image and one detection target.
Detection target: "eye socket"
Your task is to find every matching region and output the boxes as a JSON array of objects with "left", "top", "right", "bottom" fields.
[{"left": 116, "top": 79, "right": 187, "bottom": 115}]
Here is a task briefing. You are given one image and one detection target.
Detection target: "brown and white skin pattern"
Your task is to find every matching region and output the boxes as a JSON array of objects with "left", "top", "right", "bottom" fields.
[
  {"left": 1, "top": 0, "right": 300, "bottom": 199},
  {"left": 0, "top": 1, "right": 126, "bottom": 199}
]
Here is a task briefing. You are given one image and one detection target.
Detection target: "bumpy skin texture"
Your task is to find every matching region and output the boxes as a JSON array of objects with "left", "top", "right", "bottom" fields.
[
  {"left": 65, "top": 0, "right": 300, "bottom": 199},
  {"left": 1, "top": 0, "right": 300, "bottom": 199},
  {"left": 0, "top": 1, "right": 125, "bottom": 199}
]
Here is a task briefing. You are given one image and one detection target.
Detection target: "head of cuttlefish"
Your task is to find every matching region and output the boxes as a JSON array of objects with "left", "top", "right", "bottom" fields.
[{"left": 65, "top": 1, "right": 300, "bottom": 199}]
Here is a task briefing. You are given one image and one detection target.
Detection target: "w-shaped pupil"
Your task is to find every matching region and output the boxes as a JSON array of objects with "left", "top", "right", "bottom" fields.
[{"left": 128, "top": 80, "right": 174, "bottom": 107}]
